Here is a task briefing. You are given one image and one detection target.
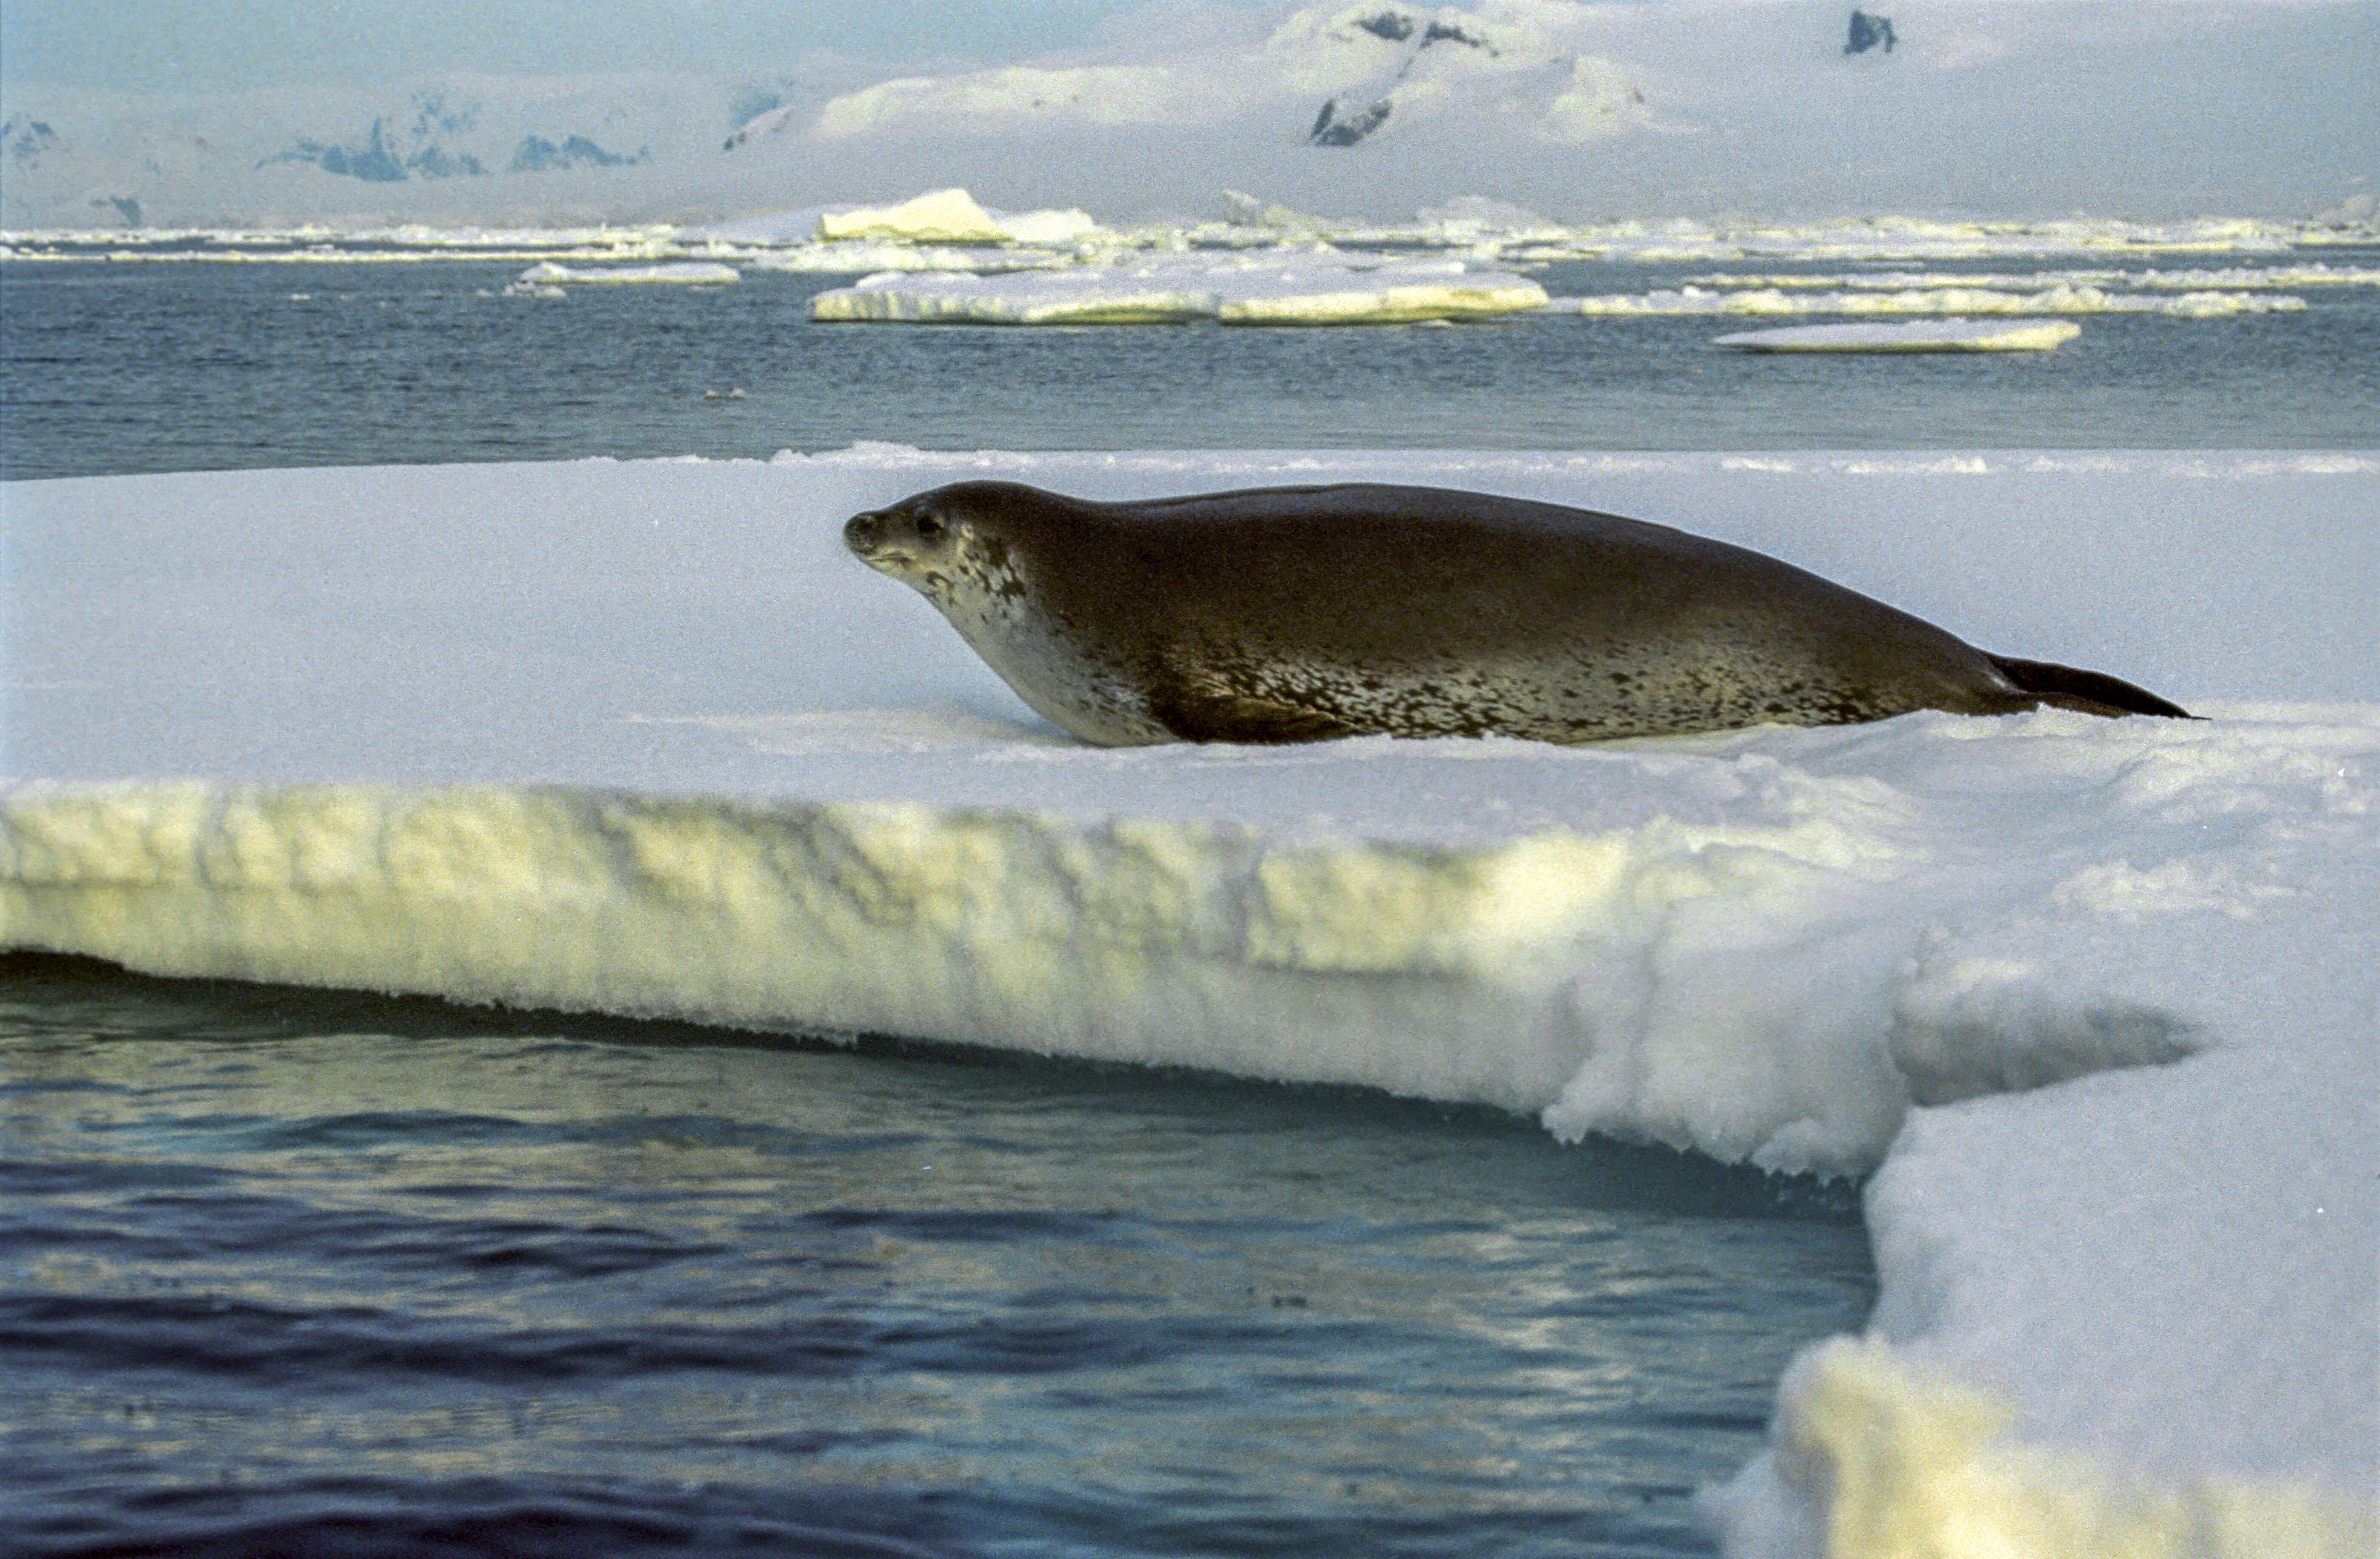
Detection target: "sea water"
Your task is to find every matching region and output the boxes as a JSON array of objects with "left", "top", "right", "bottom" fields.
[
  {"left": 3, "top": 248, "right": 2376, "bottom": 480},
  {"left": 0, "top": 954, "right": 1868, "bottom": 1557},
  {"left": 0, "top": 244, "right": 2367, "bottom": 1556}
]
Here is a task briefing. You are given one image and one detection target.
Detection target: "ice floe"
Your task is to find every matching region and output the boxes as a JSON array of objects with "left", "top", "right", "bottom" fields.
[
  {"left": 1556, "top": 285, "right": 2307, "bottom": 319},
  {"left": 6, "top": 196, "right": 2375, "bottom": 272},
  {"left": 1714, "top": 320, "right": 2084, "bottom": 353},
  {"left": 808, "top": 254, "right": 1549, "bottom": 326},
  {"left": 515, "top": 259, "right": 738, "bottom": 286},
  {"left": 3, "top": 449, "right": 2374, "bottom": 1558}
]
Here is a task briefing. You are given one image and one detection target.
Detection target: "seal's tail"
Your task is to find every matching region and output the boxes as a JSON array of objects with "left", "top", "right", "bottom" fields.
[{"left": 1988, "top": 655, "right": 2195, "bottom": 719}]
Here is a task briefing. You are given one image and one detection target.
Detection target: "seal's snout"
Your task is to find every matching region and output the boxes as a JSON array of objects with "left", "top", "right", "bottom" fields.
[{"left": 844, "top": 509, "right": 884, "bottom": 556}]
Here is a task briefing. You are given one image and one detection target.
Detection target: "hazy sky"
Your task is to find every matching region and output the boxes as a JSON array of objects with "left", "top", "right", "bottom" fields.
[
  {"left": 3, "top": 0, "right": 2367, "bottom": 221},
  {"left": 0, "top": 0, "right": 1281, "bottom": 92}
]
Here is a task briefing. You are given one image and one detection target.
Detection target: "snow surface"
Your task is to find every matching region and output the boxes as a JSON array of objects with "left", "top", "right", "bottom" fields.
[
  {"left": 3, "top": 448, "right": 2375, "bottom": 1556},
  {"left": 1714, "top": 320, "right": 2083, "bottom": 353}
]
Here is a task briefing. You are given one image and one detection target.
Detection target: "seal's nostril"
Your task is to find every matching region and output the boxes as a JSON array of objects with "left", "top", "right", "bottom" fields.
[{"left": 844, "top": 512, "right": 881, "bottom": 550}]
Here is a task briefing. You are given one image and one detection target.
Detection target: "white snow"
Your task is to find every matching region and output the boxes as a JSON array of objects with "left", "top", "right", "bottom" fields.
[
  {"left": 809, "top": 254, "right": 1549, "bottom": 325},
  {"left": 1714, "top": 320, "right": 2083, "bottom": 353},
  {"left": 3, "top": 448, "right": 2374, "bottom": 1556}
]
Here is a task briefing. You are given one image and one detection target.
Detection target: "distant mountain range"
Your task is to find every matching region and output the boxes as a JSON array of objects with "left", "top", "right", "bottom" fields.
[
  {"left": 0, "top": 3, "right": 1670, "bottom": 228},
  {"left": 0, "top": 2, "right": 2363, "bottom": 228}
]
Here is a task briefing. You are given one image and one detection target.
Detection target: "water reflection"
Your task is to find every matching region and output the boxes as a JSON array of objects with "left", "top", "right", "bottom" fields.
[{"left": 2, "top": 954, "right": 1871, "bottom": 1555}]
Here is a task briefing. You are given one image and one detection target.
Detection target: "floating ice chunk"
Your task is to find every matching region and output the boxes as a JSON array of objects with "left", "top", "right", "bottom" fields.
[
  {"left": 1556, "top": 285, "right": 2305, "bottom": 318},
  {"left": 1214, "top": 268, "right": 1549, "bottom": 324},
  {"left": 516, "top": 260, "right": 739, "bottom": 286},
  {"left": 1689, "top": 264, "right": 2380, "bottom": 292},
  {"left": 808, "top": 253, "right": 1548, "bottom": 326},
  {"left": 747, "top": 242, "right": 1060, "bottom": 274},
  {"left": 1714, "top": 319, "right": 2084, "bottom": 353},
  {"left": 809, "top": 267, "right": 1222, "bottom": 324},
  {"left": 995, "top": 207, "right": 1102, "bottom": 245},
  {"left": 816, "top": 188, "right": 1011, "bottom": 244}
]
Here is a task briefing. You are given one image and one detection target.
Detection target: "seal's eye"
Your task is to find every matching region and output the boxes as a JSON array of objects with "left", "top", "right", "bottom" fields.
[{"left": 913, "top": 514, "right": 947, "bottom": 544}]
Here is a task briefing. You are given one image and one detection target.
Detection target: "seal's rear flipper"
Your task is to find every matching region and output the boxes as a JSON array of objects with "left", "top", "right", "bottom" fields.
[{"left": 1988, "top": 655, "right": 2196, "bottom": 719}]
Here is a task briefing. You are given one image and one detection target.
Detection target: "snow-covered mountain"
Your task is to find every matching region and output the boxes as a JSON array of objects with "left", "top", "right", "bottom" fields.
[
  {"left": 0, "top": 1, "right": 2366, "bottom": 228},
  {"left": 721, "top": 2, "right": 1653, "bottom": 153},
  {"left": 0, "top": 73, "right": 805, "bottom": 227}
]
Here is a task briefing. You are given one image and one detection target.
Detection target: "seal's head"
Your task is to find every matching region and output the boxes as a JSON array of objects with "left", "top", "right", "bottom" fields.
[
  {"left": 844, "top": 481, "right": 1056, "bottom": 612},
  {"left": 843, "top": 491, "right": 959, "bottom": 598}
]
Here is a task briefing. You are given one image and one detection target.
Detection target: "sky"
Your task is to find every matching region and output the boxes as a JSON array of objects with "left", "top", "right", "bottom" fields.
[
  {"left": 0, "top": 0, "right": 1271, "bottom": 93},
  {"left": 1, "top": 0, "right": 2371, "bottom": 222},
  {"left": 2, "top": 0, "right": 2360, "bottom": 96}
]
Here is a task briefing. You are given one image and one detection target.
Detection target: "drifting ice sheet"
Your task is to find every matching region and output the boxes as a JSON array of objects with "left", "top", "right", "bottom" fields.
[
  {"left": 1714, "top": 320, "right": 2084, "bottom": 353},
  {"left": 3, "top": 450, "right": 2374, "bottom": 1557},
  {"left": 1555, "top": 284, "right": 2306, "bottom": 317},
  {"left": 809, "top": 256, "right": 1550, "bottom": 325},
  {"left": 516, "top": 260, "right": 739, "bottom": 285}
]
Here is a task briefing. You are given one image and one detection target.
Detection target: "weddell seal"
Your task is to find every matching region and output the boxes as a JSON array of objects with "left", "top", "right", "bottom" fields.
[{"left": 842, "top": 480, "right": 2190, "bottom": 745}]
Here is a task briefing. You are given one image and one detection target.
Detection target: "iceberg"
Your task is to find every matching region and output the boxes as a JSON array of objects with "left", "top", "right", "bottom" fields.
[
  {"left": 3, "top": 449, "right": 2373, "bottom": 1557},
  {"left": 815, "top": 188, "right": 1015, "bottom": 245},
  {"left": 1714, "top": 320, "right": 2083, "bottom": 353}
]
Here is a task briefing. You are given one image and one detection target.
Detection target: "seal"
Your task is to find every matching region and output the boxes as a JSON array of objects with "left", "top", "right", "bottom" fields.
[{"left": 843, "top": 479, "right": 2189, "bottom": 745}]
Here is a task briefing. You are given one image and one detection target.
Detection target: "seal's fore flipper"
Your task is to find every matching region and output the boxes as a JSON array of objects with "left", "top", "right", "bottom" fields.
[{"left": 1144, "top": 673, "right": 1367, "bottom": 744}]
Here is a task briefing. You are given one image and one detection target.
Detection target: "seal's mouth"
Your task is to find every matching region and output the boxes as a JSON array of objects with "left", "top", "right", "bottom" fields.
[{"left": 843, "top": 509, "right": 887, "bottom": 558}]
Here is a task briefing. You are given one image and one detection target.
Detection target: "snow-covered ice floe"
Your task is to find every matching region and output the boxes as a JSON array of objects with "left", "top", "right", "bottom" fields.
[
  {"left": 745, "top": 242, "right": 1066, "bottom": 275},
  {"left": 1685, "top": 265, "right": 2380, "bottom": 293},
  {"left": 515, "top": 259, "right": 739, "bottom": 286},
  {"left": 1555, "top": 285, "right": 2307, "bottom": 318},
  {"left": 6, "top": 199, "right": 2374, "bottom": 271},
  {"left": 809, "top": 254, "right": 1550, "bottom": 326},
  {"left": 811, "top": 188, "right": 1100, "bottom": 248},
  {"left": 3, "top": 449, "right": 2373, "bottom": 1556},
  {"left": 1714, "top": 320, "right": 2083, "bottom": 353}
]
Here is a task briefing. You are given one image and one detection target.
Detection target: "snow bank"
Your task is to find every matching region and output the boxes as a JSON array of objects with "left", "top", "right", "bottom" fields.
[
  {"left": 809, "top": 255, "right": 1548, "bottom": 325},
  {"left": 3, "top": 450, "right": 2374, "bottom": 1556},
  {"left": 1715, "top": 320, "right": 2083, "bottom": 353}
]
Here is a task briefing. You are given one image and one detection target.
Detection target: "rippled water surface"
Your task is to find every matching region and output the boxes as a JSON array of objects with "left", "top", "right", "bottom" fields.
[
  {"left": 4, "top": 247, "right": 2375, "bottom": 480},
  {"left": 1, "top": 954, "right": 1871, "bottom": 1558}
]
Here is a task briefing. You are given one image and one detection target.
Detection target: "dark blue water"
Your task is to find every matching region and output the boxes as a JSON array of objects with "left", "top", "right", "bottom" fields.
[
  {"left": 2, "top": 247, "right": 2375, "bottom": 480},
  {"left": 0, "top": 953, "right": 1868, "bottom": 1558}
]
